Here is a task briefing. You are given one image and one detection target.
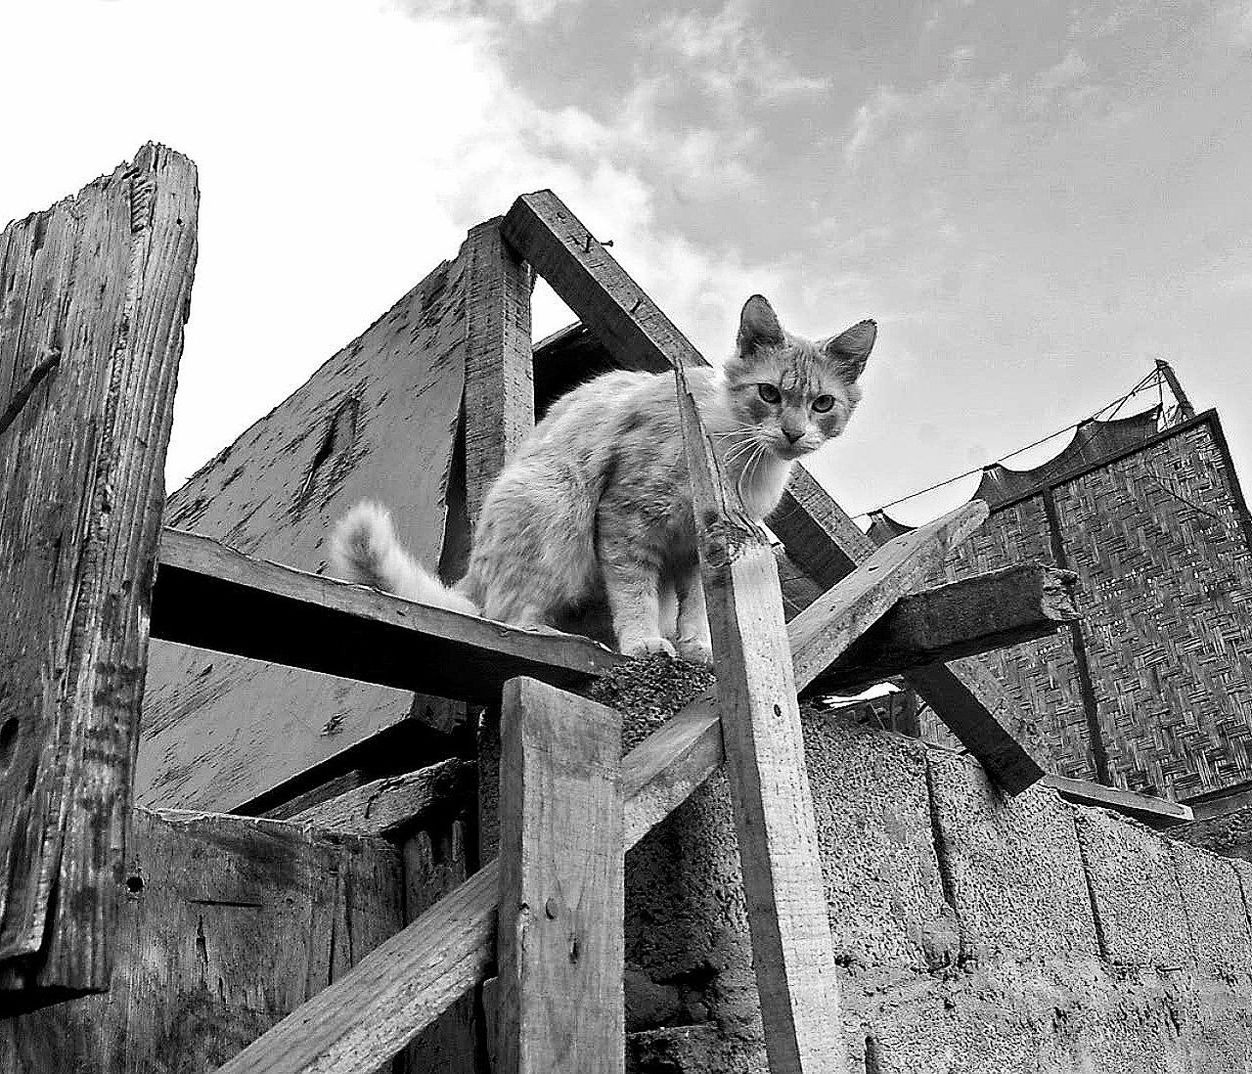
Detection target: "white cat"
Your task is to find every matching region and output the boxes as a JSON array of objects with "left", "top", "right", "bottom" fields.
[{"left": 332, "top": 295, "right": 874, "bottom": 663}]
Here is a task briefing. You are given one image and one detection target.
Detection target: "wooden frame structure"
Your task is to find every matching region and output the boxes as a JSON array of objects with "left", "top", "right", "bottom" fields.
[{"left": 0, "top": 163, "right": 1192, "bottom": 1068}]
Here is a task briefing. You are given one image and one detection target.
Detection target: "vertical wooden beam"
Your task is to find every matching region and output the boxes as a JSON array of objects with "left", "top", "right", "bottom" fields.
[
  {"left": 462, "top": 218, "right": 534, "bottom": 526},
  {"left": 463, "top": 224, "right": 534, "bottom": 1062},
  {"left": 0, "top": 144, "right": 198, "bottom": 1010},
  {"left": 497, "top": 678, "right": 624, "bottom": 1074},
  {"left": 673, "top": 365, "right": 848, "bottom": 1074}
]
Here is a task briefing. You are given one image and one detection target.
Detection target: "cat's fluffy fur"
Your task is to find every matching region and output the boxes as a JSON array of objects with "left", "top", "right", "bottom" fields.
[{"left": 332, "top": 295, "right": 874, "bottom": 663}]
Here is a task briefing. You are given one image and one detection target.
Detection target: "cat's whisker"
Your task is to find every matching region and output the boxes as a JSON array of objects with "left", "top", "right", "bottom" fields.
[
  {"left": 722, "top": 438, "right": 763, "bottom": 467},
  {"left": 736, "top": 442, "right": 768, "bottom": 505}
]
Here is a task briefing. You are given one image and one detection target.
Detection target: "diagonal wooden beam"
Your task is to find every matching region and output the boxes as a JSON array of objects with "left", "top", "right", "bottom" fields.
[
  {"left": 502, "top": 188, "right": 1050, "bottom": 793},
  {"left": 291, "top": 760, "right": 472, "bottom": 837},
  {"left": 770, "top": 470, "right": 1052, "bottom": 792},
  {"left": 673, "top": 361, "right": 848, "bottom": 1074},
  {"left": 786, "top": 502, "right": 989, "bottom": 692}
]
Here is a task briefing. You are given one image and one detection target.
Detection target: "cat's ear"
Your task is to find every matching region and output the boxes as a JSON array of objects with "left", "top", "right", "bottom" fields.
[
  {"left": 824, "top": 319, "right": 877, "bottom": 381},
  {"left": 738, "top": 295, "right": 784, "bottom": 356}
]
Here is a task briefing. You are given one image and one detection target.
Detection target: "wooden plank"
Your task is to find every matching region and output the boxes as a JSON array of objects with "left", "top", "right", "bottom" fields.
[
  {"left": 786, "top": 502, "right": 990, "bottom": 692},
  {"left": 208, "top": 698, "right": 723, "bottom": 1074},
  {"left": 770, "top": 464, "right": 873, "bottom": 586},
  {"left": 502, "top": 188, "right": 1048, "bottom": 793},
  {"left": 673, "top": 360, "right": 848, "bottom": 1074},
  {"left": 1045, "top": 774, "right": 1193, "bottom": 827},
  {"left": 403, "top": 813, "right": 479, "bottom": 1074},
  {"left": 0, "top": 807, "right": 402, "bottom": 1071},
  {"left": 497, "top": 678, "right": 624, "bottom": 1074},
  {"left": 211, "top": 858, "right": 500, "bottom": 1074},
  {"left": 139, "top": 239, "right": 474, "bottom": 814},
  {"left": 151, "top": 527, "right": 625, "bottom": 703},
  {"left": 904, "top": 659, "right": 1049, "bottom": 793},
  {"left": 501, "top": 191, "right": 689, "bottom": 373},
  {"left": 810, "top": 563, "right": 1078, "bottom": 694},
  {"left": 0, "top": 144, "right": 198, "bottom": 1009},
  {"left": 462, "top": 218, "right": 534, "bottom": 525},
  {"left": 292, "top": 759, "right": 472, "bottom": 837}
]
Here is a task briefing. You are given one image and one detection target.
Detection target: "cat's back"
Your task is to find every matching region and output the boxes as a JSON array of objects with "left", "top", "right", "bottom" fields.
[
  {"left": 533, "top": 365, "right": 718, "bottom": 445},
  {"left": 536, "top": 369, "right": 663, "bottom": 437}
]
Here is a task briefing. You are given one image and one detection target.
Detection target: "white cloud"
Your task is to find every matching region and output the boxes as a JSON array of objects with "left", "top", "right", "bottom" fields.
[
  {"left": 1025, "top": 49, "right": 1102, "bottom": 115},
  {"left": 1220, "top": 272, "right": 1252, "bottom": 293},
  {"left": 1217, "top": 0, "right": 1252, "bottom": 48},
  {"left": 643, "top": 0, "right": 828, "bottom": 105},
  {"left": 0, "top": 0, "right": 793, "bottom": 487},
  {"left": 842, "top": 63, "right": 1012, "bottom": 166}
]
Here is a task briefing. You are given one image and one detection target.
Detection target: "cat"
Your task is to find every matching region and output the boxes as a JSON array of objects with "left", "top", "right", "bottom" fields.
[{"left": 331, "top": 294, "right": 874, "bottom": 664}]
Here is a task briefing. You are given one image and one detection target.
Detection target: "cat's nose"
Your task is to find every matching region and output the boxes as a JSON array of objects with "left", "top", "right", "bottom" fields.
[{"left": 783, "top": 429, "right": 803, "bottom": 444}]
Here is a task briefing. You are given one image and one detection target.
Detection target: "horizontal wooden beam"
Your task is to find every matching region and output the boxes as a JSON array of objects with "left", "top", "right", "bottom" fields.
[
  {"left": 1045, "top": 775, "right": 1193, "bottom": 827},
  {"left": 152, "top": 528, "right": 625, "bottom": 704},
  {"left": 291, "top": 760, "right": 473, "bottom": 837},
  {"left": 810, "top": 563, "right": 1078, "bottom": 695}
]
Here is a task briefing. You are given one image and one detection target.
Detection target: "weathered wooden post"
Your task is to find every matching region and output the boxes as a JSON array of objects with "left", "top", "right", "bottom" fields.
[
  {"left": 496, "top": 677, "right": 624, "bottom": 1074},
  {"left": 0, "top": 144, "right": 198, "bottom": 1011}
]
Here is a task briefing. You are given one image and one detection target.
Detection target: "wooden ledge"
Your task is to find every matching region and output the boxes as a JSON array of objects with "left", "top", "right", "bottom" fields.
[{"left": 152, "top": 528, "right": 626, "bottom": 704}]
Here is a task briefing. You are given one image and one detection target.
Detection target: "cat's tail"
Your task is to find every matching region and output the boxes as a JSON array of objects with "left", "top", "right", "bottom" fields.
[{"left": 330, "top": 501, "right": 479, "bottom": 617}]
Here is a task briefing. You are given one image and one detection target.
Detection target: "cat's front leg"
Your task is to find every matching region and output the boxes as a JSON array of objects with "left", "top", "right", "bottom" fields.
[
  {"left": 674, "top": 565, "right": 714, "bottom": 666},
  {"left": 598, "top": 531, "right": 675, "bottom": 659}
]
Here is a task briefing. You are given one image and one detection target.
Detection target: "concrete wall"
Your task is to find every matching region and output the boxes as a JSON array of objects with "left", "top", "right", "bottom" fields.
[{"left": 608, "top": 662, "right": 1252, "bottom": 1074}]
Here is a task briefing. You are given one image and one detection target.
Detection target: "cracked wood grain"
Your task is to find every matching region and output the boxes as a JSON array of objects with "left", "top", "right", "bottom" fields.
[
  {"left": 496, "top": 679, "right": 623, "bottom": 1074},
  {"left": 0, "top": 144, "right": 198, "bottom": 1011}
]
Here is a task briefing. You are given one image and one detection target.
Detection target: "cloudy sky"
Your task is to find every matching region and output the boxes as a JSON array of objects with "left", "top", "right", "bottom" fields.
[{"left": 3, "top": 0, "right": 1250, "bottom": 524}]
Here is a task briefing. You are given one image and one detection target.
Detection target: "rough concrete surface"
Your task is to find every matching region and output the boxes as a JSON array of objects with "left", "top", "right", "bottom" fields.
[
  {"left": 802, "top": 713, "right": 954, "bottom": 971},
  {"left": 927, "top": 746, "right": 1099, "bottom": 963},
  {"left": 1168, "top": 839, "right": 1252, "bottom": 977},
  {"left": 1076, "top": 808, "right": 1191, "bottom": 969},
  {"left": 617, "top": 671, "right": 1252, "bottom": 1074}
]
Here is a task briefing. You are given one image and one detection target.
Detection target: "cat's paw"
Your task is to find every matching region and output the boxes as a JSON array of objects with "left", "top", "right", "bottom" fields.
[
  {"left": 621, "top": 636, "right": 677, "bottom": 660},
  {"left": 675, "top": 638, "right": 714, "bottom": 666}
]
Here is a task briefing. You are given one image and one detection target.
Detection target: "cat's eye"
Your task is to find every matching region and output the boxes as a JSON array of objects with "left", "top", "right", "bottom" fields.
[
  {"left": 811, "top": 394, "right": 835, "bottom": 413},
  {"left": 757, "top": 384, "right": 782, "bottom": 404}
]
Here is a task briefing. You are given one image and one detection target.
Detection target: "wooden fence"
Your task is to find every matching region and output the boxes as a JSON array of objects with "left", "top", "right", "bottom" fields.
[{"left": 0, "top": 154, "right": 1190, "bottom": 1069}]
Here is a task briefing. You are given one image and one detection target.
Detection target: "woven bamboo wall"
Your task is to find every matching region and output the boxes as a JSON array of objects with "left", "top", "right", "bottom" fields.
[
  {"left": 924, "top": 495, "right": 1099, "bottom": 780},
  {"left": 907, "top": 413, "right": 1252, "bottom": 800}
]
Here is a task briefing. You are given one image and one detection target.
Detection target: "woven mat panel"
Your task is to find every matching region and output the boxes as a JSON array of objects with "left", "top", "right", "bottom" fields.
[
  {"left": 915, "top": 496, "right": 1098, "bottom": 779},
  {"left": 1053, "top": 423, "right": 1252, "bottom": 798}
]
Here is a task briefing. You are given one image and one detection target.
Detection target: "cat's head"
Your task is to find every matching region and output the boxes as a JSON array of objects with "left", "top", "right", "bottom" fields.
[{"left": 721, "top": 295, "right": 875, "bottom": 462}]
